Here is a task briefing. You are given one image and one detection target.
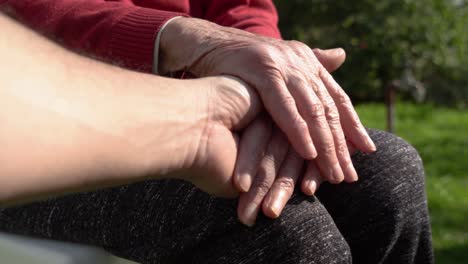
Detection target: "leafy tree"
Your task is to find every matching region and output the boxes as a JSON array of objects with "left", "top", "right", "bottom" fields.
[{"left": 275, "top": 0, "right": 468, "bottom": 108}]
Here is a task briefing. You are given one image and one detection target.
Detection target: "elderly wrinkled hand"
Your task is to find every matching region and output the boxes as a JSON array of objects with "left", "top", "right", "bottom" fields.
[
  {"left": 159, "top": 18, "right": 376, "bottom": 189},
  {"left": 229, "top": 47, "right": 362, "bottom": 225},
  {"left": 234, "top": 116, "right": 359, "bottom": 226}
]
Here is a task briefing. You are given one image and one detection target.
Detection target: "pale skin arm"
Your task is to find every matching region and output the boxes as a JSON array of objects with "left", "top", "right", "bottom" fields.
[{"left": 0, "top": 15, "right": 261, "bottom": 206}]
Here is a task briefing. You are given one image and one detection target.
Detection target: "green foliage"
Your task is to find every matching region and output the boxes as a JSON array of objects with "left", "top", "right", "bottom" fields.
[
  {"left": 274, "top": 0, "right": 468, "bottom": 107},
  {"left": 355, "top": 102, "right": 468, "bottom": 264}
]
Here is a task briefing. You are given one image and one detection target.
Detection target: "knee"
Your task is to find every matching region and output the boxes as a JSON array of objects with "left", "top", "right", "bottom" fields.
[
  {"left": 353, "top": 129, "right": 427, "bottom": 218},
  {"left": 366, "top": 128, "right": 425, "bottom": 188},
  {"left": 196, "top": 195, "right": 352, "bottom": 264},
  {"left": 260, "top": 195, "right": 352, "bottom": 263}
]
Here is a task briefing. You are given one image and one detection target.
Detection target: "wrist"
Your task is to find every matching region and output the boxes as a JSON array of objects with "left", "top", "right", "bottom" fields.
[
  {"left": 153, "top": 16, "right": 184, "bottom": 75},
  {"left": 158, "top": 17, "right": 220, "bottom": 75},
  {"left": 118, "top": 76, "right": 211, "bottom": 179},
  {"left": 118, "top": 75, "right": 259, "bottom": 195}
]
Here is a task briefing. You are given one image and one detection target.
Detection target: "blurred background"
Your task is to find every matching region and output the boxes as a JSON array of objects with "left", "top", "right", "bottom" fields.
[{"left": 275, "top": 0, "right": 467, "bottom": 263}]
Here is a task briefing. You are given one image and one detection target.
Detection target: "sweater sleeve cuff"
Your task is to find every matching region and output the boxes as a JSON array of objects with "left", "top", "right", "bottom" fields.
[
  {"left": 153, "top": 16, "right": 183, "bottom": 75},
  {"left": 108, "top": 8, "right": 188, "bottom": 73}
]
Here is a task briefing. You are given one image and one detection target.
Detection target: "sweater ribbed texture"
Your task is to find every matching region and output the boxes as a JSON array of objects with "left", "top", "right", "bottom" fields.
[
  {"left": 109, "top": 8, "right": 186, "bottom": 72},
  {"left": 0, "top": 0, "right": 281, "bottom": 73}
]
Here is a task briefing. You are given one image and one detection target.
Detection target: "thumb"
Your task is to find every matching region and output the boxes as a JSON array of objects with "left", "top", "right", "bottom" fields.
[
  {"left": 215, "top": 76, "right": 263, "bottom": 131},
  {"left": 313, "top": 48, "right": 347, "bottom": 73}
]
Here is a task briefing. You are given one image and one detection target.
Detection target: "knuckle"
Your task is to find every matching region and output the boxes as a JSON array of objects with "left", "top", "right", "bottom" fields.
[
  {"left": 283, "top": 46, "right": 299, "bottom": 59},
  {"left": 353, "top": 124, "right": 364, "bottom": 135},
  {"left": 318, "top": 66, "right": 331, "bottom": 77},
  {"left": 254, "top": 43, "right": 283, "bottom": 63},
  {"left": 288, "top": 40, "right": 308, "bottom": 50},
  {"left": 323, "top": 98, "right": 337, "bottom": 110},
  {"left": 251, "top": 42, "right": 274, "bottom": 56},
  {"left": 325, "top": 106, "right": 340, "bottom": 123},
  {"left": 287, "top": 73, "right": 309, "bottom": 87},
  {"left": 291, "top": 112, "right": 309, "bottom": 131},
  {"left": 318, "top": 141, "right": 336, "bottom": 157},
  {"left": 252, "top": 181, "right": 272, "bottom": 197},
  {"left": 351, "top": 119, "right": 364, "bottom": 131},
  {"left": 308, "top": 103, "right": 326, "bottom": 119},
  {"left": 335, "top": 139, "right": 349, "bottom": 156},
  {"left": 247, "top": 45, "right": 283, "bottom": 76},
  {"left": 279, "top": 95, "right": 297, "bottom": 109},
  {"left": 276, "top": 178, "right": 295, "bottom": 191},
  {"left": 336, "top": 91, "right": 352, "bottom": 106},
  {"left": 260, "top": 71, "right": 285, "bottom": 91},
  {"left": 259, "top": 155, "right": 277, "bottom": 174}
]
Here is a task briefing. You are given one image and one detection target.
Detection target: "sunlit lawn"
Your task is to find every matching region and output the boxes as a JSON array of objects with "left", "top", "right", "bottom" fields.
[{"left": 356, "top": 102, "right": 468, "bottom": 264}]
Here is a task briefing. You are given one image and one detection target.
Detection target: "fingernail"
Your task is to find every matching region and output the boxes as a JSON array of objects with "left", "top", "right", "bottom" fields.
[
  {"left": 269, "top": 190, "right": 287, "bottom": 218},
  {"left": 332, "top": 163, "right": 344, "bottom": 183},
  {"left": 361, "top": 127, "right": 376, "bottom": 152},
  {"left": 367, "top": 138, "right": 377, "bottom": 152},
  {"left": 308, "top": 142, "right": 318, "bottom": 159},
  {"left": 243, "top": 204, "right": 258, "bottom": 227},
  {"left": 346, "top": 163, "right": 358, "bottom": 183},
  {"left": 308, "top": 180, "right": 317, "bottom": 195},
  {"left": 332, "top": 48, "right": 344, "bottom": 55},
  {"left": 238, "top": 173, "right": 252, "bottom": 192}
]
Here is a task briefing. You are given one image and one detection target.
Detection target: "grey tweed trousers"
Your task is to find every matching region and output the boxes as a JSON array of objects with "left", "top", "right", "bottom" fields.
[{"left": 0, "top": 129, "right": 434, "bottom": 264}]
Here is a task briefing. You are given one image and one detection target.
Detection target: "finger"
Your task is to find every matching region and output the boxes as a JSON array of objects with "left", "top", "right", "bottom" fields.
[
  {"left": 312, "top": 48, "right": 346, "bottom": 73},
  {"left": 189, "top": 132, "right": 241, "bottom": 198},
  {"left": 257, "top": 78, "right": 317, "bottom": 159},
  {"left": 233, "top": 114, "right": 272, "bottom": 192},
  {"left": 301, "top": 50, "right": 356, "bottom": 183},
  {"left": 262, "top": 148, "right": 303, "bottom": 218},
  {"left": 286, "top": 74, "right": 344, "bottom": 184},
  {"left": 347, "top": 139, "right": 358, "bottom": 155},
  {"left": 328, "top": 112, "right": 357, "bottom": 183},
  {"left": 309, "top": 76, "right": 356, "bottom": 183},
  {"left": 217, "top": 76, "right": 264, "bottom": 130},
  {"left": 319, "top": 69, "right": 376, "bottom": 153},
  {"left": 237, "top": 129, "right": 289, "bottom": 226},
  {"left": 301, "top": 161, "right": 324, "bottom": 196}
]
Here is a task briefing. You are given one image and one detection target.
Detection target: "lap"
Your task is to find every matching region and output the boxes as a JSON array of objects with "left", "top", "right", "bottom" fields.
[
  {"left": 0, "top": 179, "right": 350, "bottom": 264},
  {"left": 0, "top": 129, "right": 431, "bottom": 263}
]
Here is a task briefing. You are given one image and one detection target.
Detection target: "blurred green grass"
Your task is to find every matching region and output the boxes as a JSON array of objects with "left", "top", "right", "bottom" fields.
[{"left": 355, "top": 103, "right": 468, "bottom": 264}]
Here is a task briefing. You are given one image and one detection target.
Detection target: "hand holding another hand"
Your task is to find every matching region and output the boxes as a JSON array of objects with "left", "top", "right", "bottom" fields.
[
  {"left": 232, "top": 48, "right": 359, "bottom": 225},
  {"left": 168, "top": 49, "right": 357, "bottom": 226},
  {"left": 160, "top": 17, "right": 376, "bottom": 188},
  {"left": 157, "top": 18, "right": 378, "bottom": 225}
]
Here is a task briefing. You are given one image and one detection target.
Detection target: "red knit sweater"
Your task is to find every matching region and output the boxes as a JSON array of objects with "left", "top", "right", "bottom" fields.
[{"left": 1, "top": 0, "right": 281, "bottom": 72}]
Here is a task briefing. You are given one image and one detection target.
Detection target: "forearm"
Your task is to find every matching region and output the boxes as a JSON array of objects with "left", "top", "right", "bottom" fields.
[{"left": 0, "top": 15, "right": 205, "bottom": 205}]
